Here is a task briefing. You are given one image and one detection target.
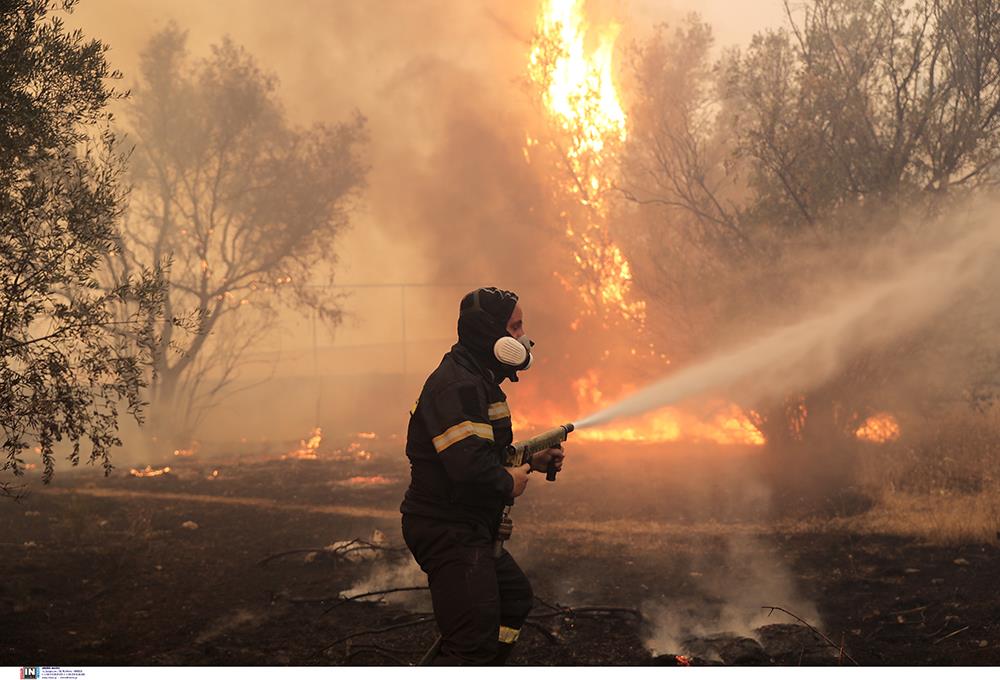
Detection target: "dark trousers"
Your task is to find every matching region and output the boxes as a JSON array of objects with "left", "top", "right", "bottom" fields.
[{"left": 402, "top": 513, "right": 533, "bottom": 665}]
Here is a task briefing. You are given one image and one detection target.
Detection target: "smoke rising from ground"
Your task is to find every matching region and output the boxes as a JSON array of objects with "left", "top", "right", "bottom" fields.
[
  {"left": 576, "top": 204, "right": 1000, "bottom": 430},
  {"left": 340, "top": 557, "right": 429, "bottom": 610},
  {"left": 643, "top": 536, "right": 820, "bottom": 658}
]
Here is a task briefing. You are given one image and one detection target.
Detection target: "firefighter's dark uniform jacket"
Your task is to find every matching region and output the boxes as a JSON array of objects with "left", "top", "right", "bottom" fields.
[
  {"left": 401, "top": 343, "right": 514, "bottom": 529},
  {"left": 401, "top": 340, "right": 532, "bottom": 664}
]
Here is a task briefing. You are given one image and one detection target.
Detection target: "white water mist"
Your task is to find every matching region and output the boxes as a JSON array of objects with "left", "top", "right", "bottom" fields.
[{"left": 576, "top": 208, "right": 1000, "bottom": 430}]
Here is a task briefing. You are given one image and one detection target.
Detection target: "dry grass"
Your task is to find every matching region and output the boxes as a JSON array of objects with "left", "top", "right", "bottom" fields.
[
  {"left": 849, "top": 408, "right": 1000, "bottom": 544},
  {"left": 835, "top": 489, "right": 1000, "bottom": 544}
]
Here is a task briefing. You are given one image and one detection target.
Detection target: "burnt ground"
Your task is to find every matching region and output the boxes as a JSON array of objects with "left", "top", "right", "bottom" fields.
[{"left": 2, "top": 434, "right": 999, "bottom": 666}]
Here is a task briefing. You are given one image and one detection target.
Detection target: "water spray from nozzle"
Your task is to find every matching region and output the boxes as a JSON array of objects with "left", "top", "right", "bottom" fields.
[{"left": 572, "top": 216, "right": 1000, "bottom": 432}]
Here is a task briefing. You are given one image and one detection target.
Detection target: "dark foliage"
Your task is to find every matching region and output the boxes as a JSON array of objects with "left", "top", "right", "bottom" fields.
[{"left": 0, "top": 0, "right": 165, "bottom": 496}]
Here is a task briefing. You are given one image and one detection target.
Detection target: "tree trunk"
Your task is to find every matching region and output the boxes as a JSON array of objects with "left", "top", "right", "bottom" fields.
[{"left": 146, "top": 367, "right": 194, "bottom": 449}]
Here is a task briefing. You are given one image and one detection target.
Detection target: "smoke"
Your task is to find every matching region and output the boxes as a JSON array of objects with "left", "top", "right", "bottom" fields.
[
  {"left": 576, "top": 203, "right": 1000, "bottom": 430},
  {"left": 339, "top": 554, "right": 429, "bottom": 609},
  {"left": 643, "top": 536, "right": 819, "bottom": 657},
  {"left": 63, "top": 0, "right": 578, "bottom": 445}
]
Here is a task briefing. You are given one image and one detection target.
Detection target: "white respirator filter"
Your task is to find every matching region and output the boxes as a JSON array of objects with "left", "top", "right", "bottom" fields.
[{"left": 494, "top": 335, "right": 528, "bottom": 366}]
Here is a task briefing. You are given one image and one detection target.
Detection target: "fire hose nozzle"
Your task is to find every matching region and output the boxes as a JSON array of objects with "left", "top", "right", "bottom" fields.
[
  {"left": 507, "top": 423, "right": 574, "bottom": 478},
  {"left": 545, "top": 424, "right": 574, "bottom": 481}
]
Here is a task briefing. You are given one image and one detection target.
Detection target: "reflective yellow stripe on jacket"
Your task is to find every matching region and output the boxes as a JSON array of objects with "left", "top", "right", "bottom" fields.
[
  {"left": 487, "top": 401, "right": 510, "bottom": 421},
  {"left": 432, "top": 420, "right": 494, "bottom": 453}
]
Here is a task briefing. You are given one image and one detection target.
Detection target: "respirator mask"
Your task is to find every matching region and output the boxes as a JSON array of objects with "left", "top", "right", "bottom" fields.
[{"left": 494, "top": 335, "right": 534, "bottom": 371}]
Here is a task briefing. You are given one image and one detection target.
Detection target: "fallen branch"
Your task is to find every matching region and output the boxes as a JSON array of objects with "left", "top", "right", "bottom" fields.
[
  {"left": 933, "top": 625, "right": 969, "bottom": 645},
  {"left": 533, "top": 594, "right": 564, "bottom": 612},
  {"left": 336, "top": 540, "right": 409, "bottom": 556},
  {"left": 529, "top": 606, "right": 642, "bottom": 621},
  {"left": 762, "top": 605, "right": 859, "bottom": 666},
  {"left": 322, "top": 586, "right": 430, "bottom": 615},
  {"left": 312, "top": 616, "right": 436, "bottom": 658},
  {"left": 924, "top": 622, "right": 951, "bottom": 639},
  {"left": 258, "top": 538, "right": 407, "bottom": 567},
  {"left": 890, "top": 605, "right": 929, "bottom": 616},
  {"left": 0, "top": 481, "right": 28, "bottom": 501}
]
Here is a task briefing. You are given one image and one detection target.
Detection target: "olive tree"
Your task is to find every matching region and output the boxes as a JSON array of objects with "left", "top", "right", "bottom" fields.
[
  {"left": 108, "top": 26, "right": 368, "bottom": 440},
  {"left": 1, "top": 1, "right": 165, "bottom": 498}
]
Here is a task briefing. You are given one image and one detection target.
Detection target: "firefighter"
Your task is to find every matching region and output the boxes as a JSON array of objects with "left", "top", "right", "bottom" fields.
[{"left": 400, "top": 287, "right": 565, "bottom": 665}]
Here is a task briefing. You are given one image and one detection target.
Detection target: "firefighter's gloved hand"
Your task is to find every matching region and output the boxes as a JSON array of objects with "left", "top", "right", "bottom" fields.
[
  {"left": 530, "top": 445, "right": 565, "bottom": 474},
  {"left": 507, "top": 463, "right": 531, "bottom": 498}
]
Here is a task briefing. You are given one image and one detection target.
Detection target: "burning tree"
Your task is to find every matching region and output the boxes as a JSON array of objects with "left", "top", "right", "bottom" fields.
[
  {"left": 109, "top": 26, "right": 368, "bottom": 441},
  {"left": 522, "top": 0, "right": 764, "bottom": 444},
  {"left": 620, "top": 0, "right": 1000, "bottom": 497},
  {"left": 0, "top": 1, "right": 164, "bottom": 497},
  {"left": 527, "top": 0, "right": 644, "bottom": 326}
]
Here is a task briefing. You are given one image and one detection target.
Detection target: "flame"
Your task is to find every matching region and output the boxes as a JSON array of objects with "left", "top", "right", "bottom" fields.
[
  {"left": 130, "top": 465, "right": 171, "bottom": 478},
  {"left": 572, "top": 405, "right": 764, "bottom": 446},
  {"left": 529, "top": 0, "right": 626, "bottom": 167},
  {"left": 855, "top": 413, "right": 901, "bottom": 443},
  {"left": 520, "top": 370, "right": 764, "bottom": 445},
  {"left": 522, "top": 2, "right": 763, "bottom": 446},
  {"left": 173, "top": 443, "right": 197, "bottom": 457},
  {"left": 283, "top": 427, "right": 323, "bottom": 460},
  {"left": 345, "top": 441, "right": 374, "bottom": 460},
  {"left": 528, "top": 0, "right": 643, "bottom": 323},
  {"left": 333, "top": 475, "right": 394, "bottom": 488}
]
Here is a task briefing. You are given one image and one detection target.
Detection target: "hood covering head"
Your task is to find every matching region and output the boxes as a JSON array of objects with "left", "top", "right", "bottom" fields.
[{"left": 457, "top": 287, "right": 524, "bottom": 382}]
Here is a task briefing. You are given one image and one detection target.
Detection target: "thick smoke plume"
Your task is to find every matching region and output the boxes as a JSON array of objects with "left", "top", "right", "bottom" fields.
[{"left": 576, "top": 204, "right": 1000, "bottom": 430}]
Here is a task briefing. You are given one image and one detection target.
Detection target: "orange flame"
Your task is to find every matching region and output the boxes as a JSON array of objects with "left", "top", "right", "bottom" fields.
[
  {"left": 334, "top": 475, "right": 394, "bottom": 488},
  {"left": 173, "top": 444, "right": 197, "bottom": 458},
  {"left": 520, "top": 370, "right": 764, "bottom": 446},
  {"left": 528, "top": 0, "right": 643, "bottom": 324},
  {"left": 522, "top": 2, "right": 764, "bottom": 447},
  {"left": 339, "top": 441, "right": 374, "bottom": 461},
  {"left": 284, "top": 427, "right": 323, "bottom": 460},
  {"left": 855, "top": 413, "right": 901, "bottom": 443},
  {"left": 528, "top": 0, "right": 626, "bottom": 172},
  {"left": 130, "top": 465, "right": 171, "bottom": 478},
  {"left": 573, "top": 405, "right": 764, "bottom": 446}
]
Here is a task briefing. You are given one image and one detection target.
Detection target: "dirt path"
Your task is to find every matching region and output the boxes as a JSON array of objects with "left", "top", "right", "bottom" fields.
[
  {"left": 40, "top": 486, "right": 399, "bottom": 520},
  {"left": 39, "top": 486, "right": 799, "bottom": 542}
]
